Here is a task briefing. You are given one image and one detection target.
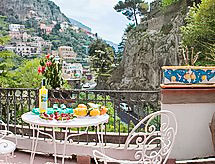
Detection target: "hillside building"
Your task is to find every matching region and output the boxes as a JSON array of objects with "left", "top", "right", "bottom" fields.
[
  {"left": 9, "top": 31, "right": 22, "bottom": 40},
  {"left": 58, "top": 46, "right": 77, "bottom": 61},
  {"left": 62, "top": 62, "right": 83, "bottom": 80},
  {"left": 70, "top": 25, "right": 79, "bottom": 33},
  {"left": 32, "top": 36, "right": 44, "bottom": 42},
  {"left": 5, "top": 45, "right": 16, "bottom": 52},
  {"left": 9, "top": 24, "right": 25, "bottom": 32},
  {"left": 22, "top": 32, "right": 31, "bottom": 42},
  {"left": 40, "top": 23, "right": 54, "bottom": 35},
  {"left": 60, "top": 22, "right": 69, "bottom": 32},
  {"left": 16, "top": 42, "right": 40, "bottom": 57}
]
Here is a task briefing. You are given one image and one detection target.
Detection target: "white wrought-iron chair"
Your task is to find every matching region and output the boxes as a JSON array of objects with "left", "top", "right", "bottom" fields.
[
  {"left": 0, "top": 120, "right": 17, "bottom": 163},
  {"left": 93, "top": 110, "right": 177, "bottom": 164}
]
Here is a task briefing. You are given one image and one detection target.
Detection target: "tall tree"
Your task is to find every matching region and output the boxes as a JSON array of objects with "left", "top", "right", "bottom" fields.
[
  {"left": 14, "top": 58, "right": 43, "bottom": 88},
  {"left": 0, "top": 16, "right": 18, "bottom": 87},
  {"left": 89, "top": 39, "right": 115, "bottom": 76},
  {"left": 114, "top": 0, "right": 148, "bottom": 25}
]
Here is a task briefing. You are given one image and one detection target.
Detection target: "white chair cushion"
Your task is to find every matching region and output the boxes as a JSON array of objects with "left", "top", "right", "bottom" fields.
[{"left": 0, "top": 139, "right": 16, "bottom": 155}]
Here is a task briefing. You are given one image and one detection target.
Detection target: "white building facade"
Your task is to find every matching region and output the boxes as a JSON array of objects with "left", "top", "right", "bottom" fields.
[{"left": 9, "top": 24, "right": 25, "bottom": 32}]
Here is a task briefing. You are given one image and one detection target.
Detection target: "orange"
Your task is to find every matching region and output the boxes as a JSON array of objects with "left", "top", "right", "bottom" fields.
[{"left": 100, "top": 106, "right": 108, "bottom": 115}]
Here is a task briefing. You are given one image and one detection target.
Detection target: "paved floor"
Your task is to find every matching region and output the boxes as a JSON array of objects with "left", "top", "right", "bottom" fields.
[{"left": 0, "top": 150, "right": 77, "bottom": 164}]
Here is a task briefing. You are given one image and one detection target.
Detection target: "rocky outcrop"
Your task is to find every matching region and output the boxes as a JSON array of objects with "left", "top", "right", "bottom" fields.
[
  {"left": 108, "top": 0, "right": 186, "bottom": 90},
  {"left": 0, "top": 0, "right": 69, "bottom": 23}
]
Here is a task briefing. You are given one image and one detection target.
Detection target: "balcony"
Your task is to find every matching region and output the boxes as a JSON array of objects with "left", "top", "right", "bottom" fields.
[{"left": 0, "top": 88, "right": 160, "bottom": 163}]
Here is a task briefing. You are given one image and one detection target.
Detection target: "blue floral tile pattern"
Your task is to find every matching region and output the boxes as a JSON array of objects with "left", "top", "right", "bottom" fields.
[{"left": 162, "top": 66, "right": 215, "bottom": 84}]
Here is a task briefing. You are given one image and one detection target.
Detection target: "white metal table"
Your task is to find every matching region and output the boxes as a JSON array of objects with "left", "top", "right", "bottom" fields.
[{"left": 21, "top": 112, "right": 109, "bottom": 164}]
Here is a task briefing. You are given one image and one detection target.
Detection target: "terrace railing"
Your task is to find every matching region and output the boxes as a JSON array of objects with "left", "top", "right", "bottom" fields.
[{"left": 0, "top": 88, "right": 160, "bottom": 147}]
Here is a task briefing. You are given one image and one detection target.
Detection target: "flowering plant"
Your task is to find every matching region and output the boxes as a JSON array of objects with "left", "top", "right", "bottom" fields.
[{"left": 38, "top": 54, "right": 64, "bottom": 89}]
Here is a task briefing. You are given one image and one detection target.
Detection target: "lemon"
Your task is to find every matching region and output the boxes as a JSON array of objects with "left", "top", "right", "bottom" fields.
[
  {"left": 90, "top": 109, "right": 100, "bottom": 117},
  {"left": 78, "top": 108, "right": 87, "bottom": 117},
  {"left": 74, "top": 108, "right": 79, "bottom": 116}
]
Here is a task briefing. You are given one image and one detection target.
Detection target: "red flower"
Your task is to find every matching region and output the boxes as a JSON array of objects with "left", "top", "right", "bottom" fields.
[
  {"left": 45, "top": 53, "right": 50, "bottom": 59},
  {"left": 38, "top": 66, "right": 42, "bottom": 74},
  {"left": 46, "top": 61, "right": 52, "bottom": 67},
  {"left": 42, "top": 66, "right": 46, "bottom": 73}
]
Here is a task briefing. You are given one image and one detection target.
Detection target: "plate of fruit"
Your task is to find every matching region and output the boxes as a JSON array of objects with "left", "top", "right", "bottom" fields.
[
  {"left": 40, "top": 112, "right": 75, "bottom": 122},
  {"left": 73, "top": 103, "right": 108, "bottom": 117}
]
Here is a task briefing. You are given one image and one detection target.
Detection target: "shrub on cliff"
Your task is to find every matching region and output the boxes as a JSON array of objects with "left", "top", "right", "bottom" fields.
[
  {"left": 181, "top": 0, "right": 215, "bottom": 65},
  {"left": 162, "top": 0, "right": 180, "bottom": 7}
]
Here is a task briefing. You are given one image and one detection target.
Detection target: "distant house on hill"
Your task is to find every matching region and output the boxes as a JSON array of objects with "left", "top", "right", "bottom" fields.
[
  {"left": 9, "top": 31, "right": 22, "bottom": 40},
  {"left": 9, "top": 24, "right": 25, "bottom": 32},
  {"left": 62, "top": 62, "right": 83, "bottom": 80},
  {"left": 60, "top": 21, "right": 69, "bottom": 32},
  {"left": 15, "top": 42, "right": 41, "bottom": 57},
  {"left": 40, "top": 23, "right": 54, "bottom": 34},
  {"left": 58, "top": 46, "right": 77, "bottom": 61},
  {"left": 22, "top": 32, "right": 31, "bottom": 42}
]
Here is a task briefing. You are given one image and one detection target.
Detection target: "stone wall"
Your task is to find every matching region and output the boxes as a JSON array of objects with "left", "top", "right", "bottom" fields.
[
  {"left": 147, "top": 16, "right": 164, "bottom": 32},
  {"left": 107, "top": 0, "right": 186, "bottom": 90}
]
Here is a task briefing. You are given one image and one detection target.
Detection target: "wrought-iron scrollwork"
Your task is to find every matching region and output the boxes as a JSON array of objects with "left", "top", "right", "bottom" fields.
[
  {"left": 0, "top": 141, "right": 9, "bottom": 149},
  {"left": 125, "top": 111, "right": 177, "bottom": 164}
]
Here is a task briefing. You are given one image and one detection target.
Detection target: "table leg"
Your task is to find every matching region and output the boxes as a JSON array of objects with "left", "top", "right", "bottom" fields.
[
  {"left": 61, "top": 127, "right": 88, "bottom": 164},
  {"left": 30, "top": 125, "right": 39, "bottom": 164},
  {"left": 52, "top": 128, "right": 57, "bottom": 164},
  {"left": 30, "top": 124, "right": 35, "bottom": 164},
  {"left": 62, "top": 127, "right": 68, "bottom": 164},
  {"left": 97, "top": 124, "right": 105, "bottom": 154}
]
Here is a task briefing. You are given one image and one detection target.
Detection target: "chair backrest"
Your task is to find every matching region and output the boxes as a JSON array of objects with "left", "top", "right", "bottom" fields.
[
  {"left": 0, "top": 120, "right": 7, "bottom": 130},
  {"left": 124, "top": 110, "right": 177, "bottom": 164},
  {"left": 0, "top": 120, "right": 7, "bottom": 140}
]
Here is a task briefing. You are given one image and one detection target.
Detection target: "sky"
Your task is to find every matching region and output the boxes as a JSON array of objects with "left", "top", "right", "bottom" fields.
[{"left": 52, "top": 0, "right": 154, "bottom": 44}]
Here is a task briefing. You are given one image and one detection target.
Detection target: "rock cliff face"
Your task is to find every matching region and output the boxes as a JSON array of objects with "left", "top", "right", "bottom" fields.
[
  {"left": 107, "top": 0, "right": 186, "bottom": 90},
  {"left": 0, "top": 0, "right": 69, "bottom": 23}
]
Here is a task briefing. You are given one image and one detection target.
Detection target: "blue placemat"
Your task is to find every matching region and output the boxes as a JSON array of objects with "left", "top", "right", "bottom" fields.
[{"left": 32, "top": 108, "right": 73, "bottom": 115}]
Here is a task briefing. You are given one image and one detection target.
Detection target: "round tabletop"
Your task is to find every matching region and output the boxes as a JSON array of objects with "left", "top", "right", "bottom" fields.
[{"left": 21, "top": 112, "right": 109, "bottom": 128}]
